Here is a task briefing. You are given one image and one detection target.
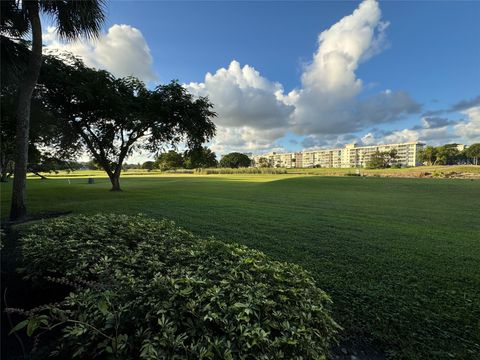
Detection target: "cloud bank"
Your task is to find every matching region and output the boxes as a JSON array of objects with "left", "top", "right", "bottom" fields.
[
  {"left": 358, "top": 104, "right": 480, "bottom": 146},
  {"left": 187, "top": 0, "right": 422, "bottom": 153},
  {"left": 290, "top": 0, "right": 420, "bottom": 135}
]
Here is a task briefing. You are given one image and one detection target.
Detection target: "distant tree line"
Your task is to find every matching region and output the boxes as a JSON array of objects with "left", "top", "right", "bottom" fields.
[
  {"left": 419, "top": 143, "right": 480, "bottom": 166},
  {"left": 140, "top": 147, "right": 219, "bottom": 171},
  {"left": 129, "top": 150, "right": 252, "bottom": 171}
]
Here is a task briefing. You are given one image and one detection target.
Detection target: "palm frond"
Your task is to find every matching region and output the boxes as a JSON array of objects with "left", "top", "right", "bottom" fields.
[
  {"left": 1, "top": 0, "right": 30, "bottom": 38},
  {"left": 41, "top": 0, "right": 106, "bottom": 41},
  {"left": 0, "top": 35, "right": 30, "bottom": 86}
]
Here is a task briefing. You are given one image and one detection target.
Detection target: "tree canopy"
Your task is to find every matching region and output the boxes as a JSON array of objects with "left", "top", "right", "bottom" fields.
[
  {"left": 419, "top": 144, "right": 470, "bottom": 166},
  {"left": 419, "top": 146, "right": 437, "bottom": 166},
  {"left": 1, "top": 58, "right": 79, "bottom": 182},
  {"left": 435, "top": 144, "right": 462, "bottom": 165},
  {"left": 155, "top": 150, "right": 184, "bottom": 171},
  {"left": 141, "top": 161, "right": 155, "bottom": 171},
  {"left": 465, "top": 143, "right": 480, "bottom": 165},
  {"left": 219, "top": 152, "right": 251, "bottom": 168},
  {"left": 366, "top": 150, "right": 399, "bottom": 169},
  {"left": 183, "top": 147, "right": 218, "bottom": 169},
  {"left": 37, "top": 55, "right": 216, "bottom": 190}
]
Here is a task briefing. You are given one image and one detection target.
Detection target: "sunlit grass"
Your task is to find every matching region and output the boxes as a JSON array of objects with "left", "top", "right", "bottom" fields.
[{"left": 25, "top": 164, "right": 480, "bottom": 180}]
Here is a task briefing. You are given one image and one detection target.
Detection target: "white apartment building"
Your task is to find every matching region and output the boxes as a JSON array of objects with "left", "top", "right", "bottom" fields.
[
  {"left": 251, "top": 142, "right": 425, "bottom": 168},
  {"left": 252, "top": 152, "right": 297, "bottom": 168}
]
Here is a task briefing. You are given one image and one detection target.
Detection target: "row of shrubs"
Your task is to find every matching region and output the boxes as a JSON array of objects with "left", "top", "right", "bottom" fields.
[
  {"left": 161, "top": 169, "right": 195, "bottom": 174},
  {"left": 13, "top": 214, "right": 338, "bottom": 359},
  {"left": 195, "top": 168, "right": 288, "bottom": 175}
]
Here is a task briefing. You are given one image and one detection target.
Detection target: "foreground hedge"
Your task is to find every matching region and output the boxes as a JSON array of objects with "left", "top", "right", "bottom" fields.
[{"left": 17, "top": 214, "right": 338, "bottom": 359}]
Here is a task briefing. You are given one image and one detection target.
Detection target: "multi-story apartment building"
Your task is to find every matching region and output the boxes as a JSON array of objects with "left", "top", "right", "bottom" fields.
[
  {"left": 252, "top": 152, "right": 297, "bottom": 168},
  {"left": 250, "top": 142, "right": 425, "bottom": 168}
]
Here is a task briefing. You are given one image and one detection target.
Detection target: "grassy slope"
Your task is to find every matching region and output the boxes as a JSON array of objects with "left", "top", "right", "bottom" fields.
[
  {"left": 1, "top": 175, "right": 480, "bottom": 359},
  {"left": 286, "top": 165, "right": 480, "bottom": 176},
  {"left": 24, "top": 164, "right": 480, "bottom": 179}
]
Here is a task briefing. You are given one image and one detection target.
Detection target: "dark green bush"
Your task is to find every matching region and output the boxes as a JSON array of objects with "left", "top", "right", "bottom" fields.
[{"left": 18, "top": 214, "right": 338, "bottom": 359}]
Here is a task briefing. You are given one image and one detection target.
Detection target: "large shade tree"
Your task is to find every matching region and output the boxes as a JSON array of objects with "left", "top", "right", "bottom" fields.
[
  {"left": 38, "top": 56, "right": 216, "bottom": 191},
  {"left": 1, "top": 0, "right": 106, "bottom": 220}
]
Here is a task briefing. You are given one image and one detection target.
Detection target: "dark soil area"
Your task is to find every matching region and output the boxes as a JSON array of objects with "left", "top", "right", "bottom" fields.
[{"left": 1, "top": 213, "right": 72, "bottom": 360}]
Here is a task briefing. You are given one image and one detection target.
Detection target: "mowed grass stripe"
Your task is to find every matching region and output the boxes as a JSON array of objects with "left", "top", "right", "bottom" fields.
[{"left": 1, "top": 175, "right": 479, "bottom": 359}]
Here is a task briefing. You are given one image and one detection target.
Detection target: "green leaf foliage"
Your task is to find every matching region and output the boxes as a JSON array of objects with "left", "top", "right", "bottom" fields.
[
  {"left": 19, "top": 214, "right": 338, "bottom": 359},
  {"left": 183, "top": 146, "right": 218, "bottom": 169},
  {"left": 154, "top": 150, "right": 184, "bottom": 171},
  {"left": 219, "top": 153, "right": 251, "bottom": 168}
]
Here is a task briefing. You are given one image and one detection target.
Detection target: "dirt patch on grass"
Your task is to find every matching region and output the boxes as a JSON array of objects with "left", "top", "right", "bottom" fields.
[{"left": 369, "top": 171, "right": 480, "bottom": 179}]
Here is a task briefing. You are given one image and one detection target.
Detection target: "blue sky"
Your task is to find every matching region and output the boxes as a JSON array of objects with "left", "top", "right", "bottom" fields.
[
  {"left": 44, "top": 0, "right": 480, "bottom": 158},
  {"left": 105, "top": 1, "right": 479, "bottom": 98}
]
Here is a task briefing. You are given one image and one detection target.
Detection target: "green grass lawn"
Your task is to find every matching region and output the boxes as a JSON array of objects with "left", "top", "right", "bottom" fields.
[{"left": 1, "top": 175, "right": 480, "bottom": 359}]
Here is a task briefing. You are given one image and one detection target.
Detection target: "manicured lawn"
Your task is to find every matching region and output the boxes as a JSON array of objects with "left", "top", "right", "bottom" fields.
[{"left": 1, "top": 175, "right": 479, "bottom": 359}]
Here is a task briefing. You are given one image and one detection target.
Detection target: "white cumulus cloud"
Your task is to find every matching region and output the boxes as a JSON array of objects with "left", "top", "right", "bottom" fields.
[
  {"left": 44, "top": 24, "right": 157, "bottom": 82},
  {"left": 186, "top": 60, "right": 293, "bottom": 130},
  {"left": 454, "top": 106, "right": 480, "bottom": 141},
  {"left": 209, "top": 126, "right": 287, "bottom": 154},
  {"left": 186, "top": 60, "right": 294, "bottom": 153},
  {"left": 290, "top": 0, "right": 419, "bottom": 135}
]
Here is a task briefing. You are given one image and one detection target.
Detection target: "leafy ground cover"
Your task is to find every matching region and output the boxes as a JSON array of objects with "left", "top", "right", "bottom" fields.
[
  {"left": 1, "top": 174, "right": 479, "bottom": 359},
  {"left": 11, "top": 214, "right": 337, "bottom": 359}
]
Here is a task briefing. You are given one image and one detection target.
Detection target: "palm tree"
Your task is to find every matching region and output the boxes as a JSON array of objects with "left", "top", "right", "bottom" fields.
[{"left": 2, "top": 0, "right": 105, "bottom": 220}]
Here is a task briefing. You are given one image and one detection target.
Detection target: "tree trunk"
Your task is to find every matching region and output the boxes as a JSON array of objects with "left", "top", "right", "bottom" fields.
[
  {"left": 10, "top": 4, "right": 42, "bottom": 220},
  {"left": 109, "top": 159, "right": 126, "bottom": 192},
  {"left": 0, "top": 155, "right": 5, "bottom": 182},
  {"left": 109, "top": 175, "right": 121, "bottom": 191}
]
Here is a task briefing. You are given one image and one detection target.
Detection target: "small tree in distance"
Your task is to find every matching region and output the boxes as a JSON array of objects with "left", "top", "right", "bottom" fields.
[
  {"left": 434, "top": 144, "right": 461, "bottom": 165},
  {"left": 466, "top": 143, "right": 480, "bottom": 165},
  {"left": 155, "top": 150, "right": 184, "bottom": 171},
  {"left": 257, "top": 157, "right": 271, "bottom": 168},
  {"left": 141, "top": 161, "right": 155, "bottom": 171},
  {"left": 219, "top": 152, "right": 251, "bottom": 168},
  {"left": 419, "top": 146, "right": 437, "bottom": 165},
  {"left": 366, "top": 150, "right": 399, "bottom": 169},
  {"left": 183, "top": 147, "right": 218, "bottom": 169}
]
